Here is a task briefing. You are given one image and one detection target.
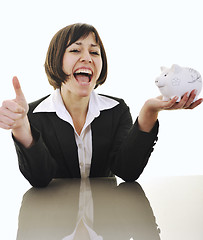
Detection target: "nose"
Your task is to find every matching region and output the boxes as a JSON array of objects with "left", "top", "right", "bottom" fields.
[
  {"left": 80, "top": 50, "right": 92, "bottom": 63},
  {"left": 155, "top": 78, "right": 159, "bottom": 86}
]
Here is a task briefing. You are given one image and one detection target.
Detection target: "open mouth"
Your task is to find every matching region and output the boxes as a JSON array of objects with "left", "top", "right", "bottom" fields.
[{"left": 73, "top": 68, "right": 93, "bottom": 85}]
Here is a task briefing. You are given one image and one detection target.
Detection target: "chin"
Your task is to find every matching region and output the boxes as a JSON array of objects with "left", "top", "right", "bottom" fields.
[
  {"left": 77, "top": 84, "right": 95, "bottom": 98},
  {"left": 77, "top": 89, "right": 92, "bottom": 98}
]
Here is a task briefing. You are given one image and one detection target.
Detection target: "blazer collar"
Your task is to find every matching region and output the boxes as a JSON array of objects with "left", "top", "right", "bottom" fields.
[{"left": 33, "top": 89, "right": 119, "bottom": 128}]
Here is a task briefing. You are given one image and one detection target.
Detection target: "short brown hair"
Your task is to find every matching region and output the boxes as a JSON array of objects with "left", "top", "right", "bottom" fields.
[{"left": 44, "top": 23, "right": 108, "bottom": 89}]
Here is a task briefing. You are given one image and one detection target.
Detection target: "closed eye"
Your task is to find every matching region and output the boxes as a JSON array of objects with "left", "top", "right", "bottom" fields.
[
  {"left": 69, "top": 49, "right": 80, "bottom": 53},
  {"left": 69, "top": 49, "right": 100, "bottom": 56},
  {"left": 90, "top": 51, "right": 100, "bottom": 56}
]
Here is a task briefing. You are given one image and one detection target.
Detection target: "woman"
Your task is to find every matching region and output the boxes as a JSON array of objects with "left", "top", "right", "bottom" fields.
[{"left": 0, "top": 23, "right": 202, "bottom": 187}]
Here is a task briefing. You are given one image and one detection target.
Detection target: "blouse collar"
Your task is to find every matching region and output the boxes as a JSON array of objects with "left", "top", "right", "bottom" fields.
[{"left": 33, "top": 89, "right": 119, "bottom": 129}]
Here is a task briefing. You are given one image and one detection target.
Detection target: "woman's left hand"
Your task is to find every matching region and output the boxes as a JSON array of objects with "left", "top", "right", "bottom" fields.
[
  {"left": 147, "top": 89, "right": 203, "bottom": 112},
  {"left": 138, "top": 90, "right": 203, "bottom": 132}
]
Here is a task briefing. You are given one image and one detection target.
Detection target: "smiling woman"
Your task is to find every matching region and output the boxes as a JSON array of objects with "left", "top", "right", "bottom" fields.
[
  {"left": 44, "top": 24, "right": 107, "bottom": 90},
  {"left": 61, "top": 33, "right": 102, "bottom": 99},
  {"left": 66, "top": 40, "right": 101, "bottom": 86},
  {"left": 0, "top": 23, "right": 202, "bottom": 187}
]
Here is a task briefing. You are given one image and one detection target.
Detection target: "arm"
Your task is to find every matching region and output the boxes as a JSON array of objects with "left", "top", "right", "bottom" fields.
[
  {"left": 138, "top": 90, "right": 203, "bottom": 132},
  {"left": 0, "top": 77, "right": 55, "bottom": 187},
  {"left": 13, "top": 124, "right": 57, "bottom": 187},
  {"left": 12, "top": 116, "right": 34, "bottom": 148},
  {"left": 109, "top": 101, "right": 159, "bottom": 182},
  {"left": 111, "top": 90, "right": 202, "bottom": 182}
]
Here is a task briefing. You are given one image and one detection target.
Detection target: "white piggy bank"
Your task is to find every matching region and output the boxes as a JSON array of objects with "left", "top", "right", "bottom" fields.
[{"left": 155, "top": 64, "right": 202, "bottom": 101}]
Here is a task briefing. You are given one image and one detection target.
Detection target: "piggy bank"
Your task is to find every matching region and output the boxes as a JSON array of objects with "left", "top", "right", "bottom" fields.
[{"left": 155, "top": 64, "right": 202, "bottom": 101}]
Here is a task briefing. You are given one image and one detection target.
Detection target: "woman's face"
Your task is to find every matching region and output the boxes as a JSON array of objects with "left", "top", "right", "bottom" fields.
[{"left": 61, "top": 32, "right": 103, "bottom": 98}]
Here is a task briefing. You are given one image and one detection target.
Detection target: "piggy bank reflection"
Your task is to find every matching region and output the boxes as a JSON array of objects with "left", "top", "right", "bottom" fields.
[{"left": 155, "top": 64, "right": 202, "bottom": 101}]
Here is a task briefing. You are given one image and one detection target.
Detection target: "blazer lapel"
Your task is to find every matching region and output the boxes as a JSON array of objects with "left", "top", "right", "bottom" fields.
[
  {"left": 90, "top": 110, "right": 112, "bottom": 177},
  {"left": 48, "top": 114, "right": 81, "bottom": 178}
]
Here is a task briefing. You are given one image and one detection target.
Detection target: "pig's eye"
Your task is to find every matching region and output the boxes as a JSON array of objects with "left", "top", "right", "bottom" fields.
[{"left": 164, "top": 74, "right": 168, "bottom": 77}]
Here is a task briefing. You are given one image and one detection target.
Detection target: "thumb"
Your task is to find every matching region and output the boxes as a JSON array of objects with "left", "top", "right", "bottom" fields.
[{"left": 12, "top": 76, "right": 26, "bottom": 100}]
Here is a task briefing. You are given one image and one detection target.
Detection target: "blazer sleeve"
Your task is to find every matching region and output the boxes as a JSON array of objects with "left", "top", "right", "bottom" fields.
[
  {"left": 109, "top": 101, "right": 159, "bottom": 182},
  {"left": 12, "top": 124, "right": 57, "bottom": 187}
]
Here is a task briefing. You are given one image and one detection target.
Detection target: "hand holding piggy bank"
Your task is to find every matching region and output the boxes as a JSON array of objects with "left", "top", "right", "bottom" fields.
[{"left": 155, "top": 64, "right": 202, "bottom": 101}]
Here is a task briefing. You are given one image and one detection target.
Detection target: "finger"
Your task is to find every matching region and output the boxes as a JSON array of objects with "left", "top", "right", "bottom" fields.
[
  {"left": 2, "top": 100, "right": 25, "bottom": 113},
  {"left": 12, "top": 76, "right": 26, "bottom": 100},
  {"left": 172, "top": 92, "right": 189, "bottom": 109},
  {"left": 162, "top": 96, "right": 178, "bottom": 109},
  {"left": 0, "top": 121, "right": 13, "bottom": 130},
  {"left": 0, "top": 114, "right": 15, "bottom": 126},
  {"left": 186, "top": 98, "right": 203, "bottom": 109},
  {"left": 183, "top": 89, "right": 197, "bottom": 108},
  {"left": 0, "top": 106, "right": 24, "bottom": 120}
]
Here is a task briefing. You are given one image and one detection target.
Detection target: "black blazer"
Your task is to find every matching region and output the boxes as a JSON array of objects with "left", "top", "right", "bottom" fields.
[{"left": 13, "top": 95, "right": 159, "bottom": 187}]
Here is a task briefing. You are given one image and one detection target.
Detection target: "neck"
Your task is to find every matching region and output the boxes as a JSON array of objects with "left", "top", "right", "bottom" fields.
[{"left": 60, "top": 89, "right": 90, "bottom": 117}]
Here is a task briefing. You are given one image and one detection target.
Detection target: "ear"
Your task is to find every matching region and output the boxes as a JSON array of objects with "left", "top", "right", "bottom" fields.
[
  {"left": 160, "top": 66, "right": 168, "bottom": 72},
  {"left": 171, "top": 64, "right": 182, "bottom": 74}
]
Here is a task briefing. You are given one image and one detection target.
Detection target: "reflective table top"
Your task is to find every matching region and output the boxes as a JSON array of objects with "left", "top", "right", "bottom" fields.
[{"left": 2, "top": 176, "right": 203, "bottom": 240}]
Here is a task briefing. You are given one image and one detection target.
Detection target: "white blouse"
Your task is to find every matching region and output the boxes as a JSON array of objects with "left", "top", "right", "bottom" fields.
[{"left": 33, "top": 89, "right": 119, "bottom": 178}]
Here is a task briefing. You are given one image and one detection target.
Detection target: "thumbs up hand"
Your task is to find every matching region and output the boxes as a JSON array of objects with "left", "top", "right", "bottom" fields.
[
  {"left": 0, "top": 76, "right": 29, "bottom": 130},
  {"left": 0, "top": 76, "right": 34, "bottom": 147}
]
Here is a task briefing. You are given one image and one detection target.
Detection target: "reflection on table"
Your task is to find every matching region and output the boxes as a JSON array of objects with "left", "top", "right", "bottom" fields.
[{"left": 17, "top": 178, "right": 161, "bottom": 240}]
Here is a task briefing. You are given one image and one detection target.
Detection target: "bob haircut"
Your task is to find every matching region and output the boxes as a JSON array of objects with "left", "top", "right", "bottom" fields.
[{"left": 44, "top": 23, "right": 108, "bottom": 89}]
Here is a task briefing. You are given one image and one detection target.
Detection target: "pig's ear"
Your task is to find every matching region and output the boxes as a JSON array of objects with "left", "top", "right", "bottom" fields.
[
  {"left": 171, "top": 64, "right": 181, "bottom": 74},
  {"left": 160, "top": 66, "right": 168, "bottom": 72}
]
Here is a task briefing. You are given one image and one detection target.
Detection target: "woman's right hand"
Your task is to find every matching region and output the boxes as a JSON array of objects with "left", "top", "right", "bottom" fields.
[
  {"left": 0, "top": 77, "right": 34, "bottom": 148},
  {"left": 0, "top": 76, "right": 28, "bottom": 130}
]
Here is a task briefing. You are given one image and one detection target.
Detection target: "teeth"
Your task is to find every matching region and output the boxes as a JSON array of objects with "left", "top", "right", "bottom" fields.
[{"left": 74, "top": 69, "right": 92, "bottom": 75}]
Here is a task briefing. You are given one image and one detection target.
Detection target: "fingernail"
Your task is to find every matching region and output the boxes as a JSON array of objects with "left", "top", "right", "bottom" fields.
[
  {"left": 19, "top": 108, "right": 25, "bottom": 113},
  {"left": 194, "top": 89, "right": 197, "bottom": 95}
]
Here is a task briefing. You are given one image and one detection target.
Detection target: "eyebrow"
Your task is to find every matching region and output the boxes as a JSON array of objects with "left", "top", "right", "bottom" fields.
[{"left": 74, "top": 42, "right": 99, "bottom": 48}]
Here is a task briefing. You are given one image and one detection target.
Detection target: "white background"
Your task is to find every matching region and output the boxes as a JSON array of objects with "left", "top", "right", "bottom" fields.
[{"left": 0, "top": 0, "right": 203, "bottom": 238}]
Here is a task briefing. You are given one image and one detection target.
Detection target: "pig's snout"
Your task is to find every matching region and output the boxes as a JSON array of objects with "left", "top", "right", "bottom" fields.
[
  {"left": 155, "top": 78, "right": 165, "bottom": 88},
  {"left": 155, "top": 79, "right": 159, "bottom": 85}
]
